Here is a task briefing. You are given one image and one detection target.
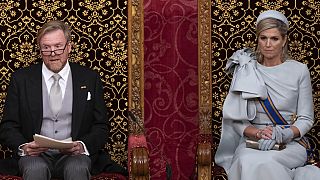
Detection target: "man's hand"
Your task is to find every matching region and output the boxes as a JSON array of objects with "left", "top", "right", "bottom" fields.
[
  {"left": 22, "top": 141, "right": 49, "bottom": 156},
  {"left": 59, "top": 142, "right": 84, "bottom": 156}
]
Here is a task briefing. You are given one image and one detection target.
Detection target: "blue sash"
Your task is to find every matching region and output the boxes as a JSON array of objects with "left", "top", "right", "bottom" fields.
[
  {"left": 259, "top": 95, "right": 310, "bottom": 151},
  {"left": 259, "top": 95, "right": 288, "bottom": 126}
]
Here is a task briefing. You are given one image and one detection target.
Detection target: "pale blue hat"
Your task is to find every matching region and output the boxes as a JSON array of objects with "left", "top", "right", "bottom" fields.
[{"left": 256, "top": 10, "right": 289, "bottom": 27}]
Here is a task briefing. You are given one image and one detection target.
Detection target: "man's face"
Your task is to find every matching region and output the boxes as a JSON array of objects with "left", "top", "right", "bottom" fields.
[{"left": 39, "top": 29, "right": 71, "bottom": 73}]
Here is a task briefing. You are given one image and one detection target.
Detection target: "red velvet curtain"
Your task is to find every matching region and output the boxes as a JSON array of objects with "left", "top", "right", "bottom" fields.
[{"left": 144, "top": 0, "right": 198, "bottom": 179}]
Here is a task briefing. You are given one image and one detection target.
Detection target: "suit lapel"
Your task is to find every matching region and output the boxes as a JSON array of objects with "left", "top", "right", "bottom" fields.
[
  {"left": 26, "top": 64, "right": 43, "bottom": 133},
  {"left": 70, "top": 63, "right": 87, "bottom": 137}
]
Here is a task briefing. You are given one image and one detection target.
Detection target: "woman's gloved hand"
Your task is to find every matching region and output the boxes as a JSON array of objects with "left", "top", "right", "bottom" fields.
[
  {"left": 258, "top": 139, "right": 276, "bottom": 151},
  {"left": 273, "top": 126, "right": 294, "bottom": 144},
  {"left": 258, "top": 126, "right": 276, "bottom": 151}
]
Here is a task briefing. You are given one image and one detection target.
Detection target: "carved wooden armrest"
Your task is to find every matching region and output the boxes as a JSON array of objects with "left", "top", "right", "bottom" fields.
[
  {"left": 128, "top": 134, "right": 149, "bottom": 179},
  {"left": 197, "top": 142, "right": 211, "bottom": 166},
  {"left": 130, "top": 147, "right": 149, "bottom": 179},
  {"left": 197, "top": 142, "right": 212, "bottom": 180}
]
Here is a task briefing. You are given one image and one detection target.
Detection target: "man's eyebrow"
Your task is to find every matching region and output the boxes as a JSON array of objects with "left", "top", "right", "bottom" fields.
[{"left": 41, "top": 42, "right": 65, "bottom": 46}]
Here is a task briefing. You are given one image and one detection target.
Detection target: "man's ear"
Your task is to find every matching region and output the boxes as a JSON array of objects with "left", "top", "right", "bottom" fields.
[{"left": 68, "top": 42, "right": 72, "bottom": 53}]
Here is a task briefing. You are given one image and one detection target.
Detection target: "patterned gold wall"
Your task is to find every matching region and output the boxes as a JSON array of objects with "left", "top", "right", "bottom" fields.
[
  {"left": 211, "top": 0, "right": 320, "bottom": 179},
  {"left": 0, "top": 0, "right": 128, "bottom": 166}
]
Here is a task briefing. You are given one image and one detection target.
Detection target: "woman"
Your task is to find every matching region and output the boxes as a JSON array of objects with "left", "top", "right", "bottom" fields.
[{"left": 214, "top": 10, "right": 315, "bottom": 180}]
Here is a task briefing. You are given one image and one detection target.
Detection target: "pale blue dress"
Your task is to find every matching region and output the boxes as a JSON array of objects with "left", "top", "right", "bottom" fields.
[{"left": 214, "top": 48, "right": 318, "bottom": 180}]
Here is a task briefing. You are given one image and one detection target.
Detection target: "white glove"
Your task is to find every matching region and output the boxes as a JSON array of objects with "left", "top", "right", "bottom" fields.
[
  {"left": 273, "top": 126, "right": 294, "bottom": 144},
  {"left": 258, "top": 139, "right": 276, "bottom": 151}
]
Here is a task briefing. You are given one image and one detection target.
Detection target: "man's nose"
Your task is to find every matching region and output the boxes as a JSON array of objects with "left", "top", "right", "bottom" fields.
[{"left": 50, "top": 51, "right": 56, "bottom": 56}]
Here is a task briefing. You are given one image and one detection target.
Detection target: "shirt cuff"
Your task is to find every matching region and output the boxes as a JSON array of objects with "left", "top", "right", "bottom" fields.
[
  {"left": 77, "top": 141, "right": 90, "bottom": 156},
  {"left": 18, "top": 143, "right": 29, "bottom": 156}
]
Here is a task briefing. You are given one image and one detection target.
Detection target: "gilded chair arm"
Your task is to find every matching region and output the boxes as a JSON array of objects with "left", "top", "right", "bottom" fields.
[
  {"left": 197, "top": 142, "right": 212, "bottom": 180},
  {"left": 197, "top": 142, "right": 211, "bottom": 165}
]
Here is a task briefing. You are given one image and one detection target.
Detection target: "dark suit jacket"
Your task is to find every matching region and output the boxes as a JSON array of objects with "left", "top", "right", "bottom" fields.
[{"left": 0, "top": 62, "right": 127, "bottom": 176}]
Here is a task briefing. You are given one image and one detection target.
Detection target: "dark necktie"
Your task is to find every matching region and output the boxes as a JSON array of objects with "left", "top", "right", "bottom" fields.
[{"left": 49, "top": 74, "right": 62, "bottom": 116}]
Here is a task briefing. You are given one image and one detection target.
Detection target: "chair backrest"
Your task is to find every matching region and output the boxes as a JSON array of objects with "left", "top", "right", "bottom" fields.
[
  {"left": 197, "top": 1, "right": 320, "bottom": 179},
  {"left": 0, "top": 0, "right": 142, "bottom": 170}
]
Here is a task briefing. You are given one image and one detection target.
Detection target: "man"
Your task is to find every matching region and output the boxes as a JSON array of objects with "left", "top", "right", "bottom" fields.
[{"left": 0, "top": 20, "right": 126, "bottom": 179}]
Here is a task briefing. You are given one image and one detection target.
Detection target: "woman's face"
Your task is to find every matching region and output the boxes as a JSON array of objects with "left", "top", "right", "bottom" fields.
[{"left": 258, "top": 28, "right": 287, "bottom": 62}]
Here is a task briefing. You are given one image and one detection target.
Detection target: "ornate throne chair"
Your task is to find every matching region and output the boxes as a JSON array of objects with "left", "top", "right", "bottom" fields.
[{"left": 196, "top": 1, "right": 320, "bottom": 180}]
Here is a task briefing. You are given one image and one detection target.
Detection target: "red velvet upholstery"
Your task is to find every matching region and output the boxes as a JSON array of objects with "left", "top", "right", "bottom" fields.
[
  {"left": 92, "top": 173, "right": 127, "bottom": 180},
  {"left": 0, "top": 176, "right": 21, "bottom": 180},
  {"left": 0, "top": 173, "right": 127, "bottom": 180}
]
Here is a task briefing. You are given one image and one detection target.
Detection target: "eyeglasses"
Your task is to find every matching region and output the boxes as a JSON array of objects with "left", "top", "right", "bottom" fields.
[{"left": 40, "top": 42, "right": 68, "bottom": 56}]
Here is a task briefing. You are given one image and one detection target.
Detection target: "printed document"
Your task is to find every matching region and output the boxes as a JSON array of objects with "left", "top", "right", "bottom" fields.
[{"left": 33, "top": 134, "right": 73, "bottom": 149}]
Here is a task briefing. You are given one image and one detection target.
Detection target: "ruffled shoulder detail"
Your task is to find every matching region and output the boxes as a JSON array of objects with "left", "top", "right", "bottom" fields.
[
  {"left": 222, "top": 48, "right": 267, "bottom": 121},
  {"left": 226, "top": 48, "right": 267, "bottom": 100},
  {"left": 226, "top": 48, "right": 256, "bottom": 74}
]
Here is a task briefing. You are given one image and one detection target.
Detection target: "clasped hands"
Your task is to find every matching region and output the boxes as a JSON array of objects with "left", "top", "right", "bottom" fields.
[
  {"left": 257, "top": 126, "right": 294, "bottom": 151},
  {"left": 22, "top": 141, "right": 85, "bottom": 156}
]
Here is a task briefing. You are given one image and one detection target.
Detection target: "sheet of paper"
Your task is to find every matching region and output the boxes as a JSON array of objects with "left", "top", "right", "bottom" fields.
[{"left": 33, "top": 134, "right": 73, "bottom": 149}]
